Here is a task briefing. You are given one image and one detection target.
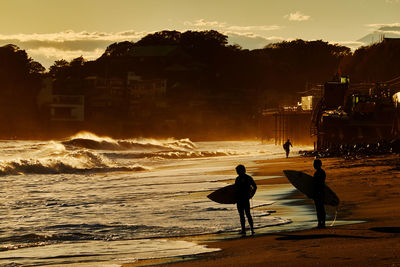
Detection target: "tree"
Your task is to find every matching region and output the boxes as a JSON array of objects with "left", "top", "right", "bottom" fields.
[
  {"left": 340, "top": 39, "right": 400, "bottom": 82},
  {"left": 135, "top": 31, "right": 182, "bottom": 46},
  {"left": 70, "top": 56, "right": 86, "bottom": 67},
  {"left": 49, "top": 59, "right": 69, "bottom": 77},
  {"left": 0, "top": 44, "right": 44, "bottom": 137},
  {"left": 103, "top": 41, "right": 135, "bottom": 57},
  {"left": 29, "top": 61, "right": 45, "bottom": 74}
]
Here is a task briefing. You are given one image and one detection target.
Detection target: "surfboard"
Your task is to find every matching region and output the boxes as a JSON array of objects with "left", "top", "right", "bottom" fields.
[
  {"left": 207, "top": 184, "right": 256, "bottom": 204},
  {"left": 283, "top": 170, "right": 339, "bottom": 206}
]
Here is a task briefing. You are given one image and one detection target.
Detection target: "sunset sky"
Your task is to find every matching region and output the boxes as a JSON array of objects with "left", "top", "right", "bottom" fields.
[{"left": 1, "top": 0, "right": 399, "bottom": 68}]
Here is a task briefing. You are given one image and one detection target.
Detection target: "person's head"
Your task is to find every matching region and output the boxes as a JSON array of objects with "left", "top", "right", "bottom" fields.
[
  {"left": 313, "top": 159, "right": 322, "bottom": 170},
  {"left": 236, "top": 164, "right": 246, "bottom": 175}
]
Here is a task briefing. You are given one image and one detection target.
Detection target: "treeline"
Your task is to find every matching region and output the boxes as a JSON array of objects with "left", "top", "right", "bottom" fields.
[
  {"left": 340, "top": 39, "right": 400, "bottom": 82},
  {"left": 0, "top": 44, "right": 45, "bottom": 137},
  {"left": 0, "top": 30, "right": 399, "bottom": 139}
]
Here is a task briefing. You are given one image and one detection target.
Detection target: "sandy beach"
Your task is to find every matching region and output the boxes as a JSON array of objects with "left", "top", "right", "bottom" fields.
[{"left": 128, "top": 154, "right": 400, "bottom": 266}]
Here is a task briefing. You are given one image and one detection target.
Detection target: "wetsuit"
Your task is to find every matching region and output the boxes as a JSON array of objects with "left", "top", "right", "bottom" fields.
[
  {"left": 235, "top": 173, "right": 257, "bottom": 234},
  {"left": 313, "top": 168, "right": 326, "bottom": 228},
  {"left": 283, "top": 141, "right": 292, "bottom": 158}
]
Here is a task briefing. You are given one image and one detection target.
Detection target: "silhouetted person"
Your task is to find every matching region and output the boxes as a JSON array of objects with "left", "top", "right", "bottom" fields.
[
  {"left": 234, "top": 164, "right": 257, "bottom": 236},
  {"left": 313, "top": 159, "right": 326, "bottom": 228},
  {"left": 283, "top": 139, "right": 293, "bottom": 158}
]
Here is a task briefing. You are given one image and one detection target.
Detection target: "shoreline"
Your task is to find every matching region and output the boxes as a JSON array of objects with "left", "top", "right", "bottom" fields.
[{"left": 127, "top": 153, "right": 400, "bottom": 266}]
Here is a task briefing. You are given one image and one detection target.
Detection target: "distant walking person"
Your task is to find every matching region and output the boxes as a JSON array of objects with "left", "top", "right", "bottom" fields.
[
  {"left": 234, "top": 164, "right": 257, "bottom": 236},
  {"left": 313, "top": 159, "right": 326, "bottom": 228},
  {"left": 283, "top": 139, "right": 293, "bottom": 158}
]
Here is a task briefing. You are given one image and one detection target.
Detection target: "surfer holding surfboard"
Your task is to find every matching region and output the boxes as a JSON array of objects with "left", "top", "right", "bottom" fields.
[
  {"left": 283, "top": 139, "right": 293, "bottom": 158},
  {"left": 234, "top": 164, "right": 257, "bottom": 236},
  {"left": 283, "top": 160, "right": 339, "bottom": 229},
  {"left": 312, "top": 159, "right": 326, "bottom": 228}
]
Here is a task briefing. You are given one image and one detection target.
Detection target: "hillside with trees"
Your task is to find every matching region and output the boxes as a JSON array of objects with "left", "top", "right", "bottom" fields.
[
  {"left": 0, "top": 31, "right": 399, "bottom": 139},
  {"left": 0, "top": 44, "right": 44, "bottom": 137}
]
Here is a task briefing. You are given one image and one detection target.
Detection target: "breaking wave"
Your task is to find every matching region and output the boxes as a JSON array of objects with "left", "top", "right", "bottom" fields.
[
  {"left": 104, "top": 150, "right": 232, "bottom": 160},
  {"left": 0, "top": 149, "right": 146, "bottom": 176},
  {"left": 0, "top": 160, "right": 145, "bottom": 176},
  {"left": 0, "top": 132, "right": 240, "bottom": 176},
  {"left": 62, "top": 132, "right": 197, "bottom": 151}
]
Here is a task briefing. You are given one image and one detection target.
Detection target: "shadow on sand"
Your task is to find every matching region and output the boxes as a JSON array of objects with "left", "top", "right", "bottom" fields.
[
  {"left": 276, "top": 233, "right": 375, "bottom": 241},
  {"left": 370, "top": 227, "right": 400, "bottom": 233}
]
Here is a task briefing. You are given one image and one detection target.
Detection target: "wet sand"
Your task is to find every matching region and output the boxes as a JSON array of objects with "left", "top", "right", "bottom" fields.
[{"left": 127, "top": 154, "right": 400, "bottom": 266}]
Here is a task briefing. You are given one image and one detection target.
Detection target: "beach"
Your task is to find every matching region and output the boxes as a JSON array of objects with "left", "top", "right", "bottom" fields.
[
  {"left": 2, "top": 137, "right": 400, "bottom": 266},
  {"left": 134, "top": 154, "right": 400, "bottom": 266},
  {"left": 0, "top": 138, "right": 312, "bottom": 266}
]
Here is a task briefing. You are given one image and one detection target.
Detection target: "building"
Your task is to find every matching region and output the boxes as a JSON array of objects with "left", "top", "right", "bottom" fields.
[
  {"left": 84, "top": 76, "right": 128, "bottom": 122},
  {"left": 38, "top": 73, "right": 169, "bottom": 136},
  {"left": 313, "top": 79, "right": 398, "bottom": 150},
  {"left": 299, "top": 86, "right": 323, "bottom": 111},
  {"left": 50, "top": 95, "right": 84, "bottom": 121},
  {"left": 127, "top": 72, "right": 166, "bottom": 99},
  {"left": 37, "top": 77, "right": 84, "bottom": 122},
  {"left": 126, "top": 72, "right": 167, "bottom": 122},
  {"left": 260, "top": 106, "right": 314, "bottom": 145},
  {"left": 259, "top": 86, "right": 322, "bottom": 145}
]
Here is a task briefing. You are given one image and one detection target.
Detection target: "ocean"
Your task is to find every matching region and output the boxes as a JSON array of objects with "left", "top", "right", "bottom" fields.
[{"left": 0, "top": 132, "right": 311, "bottom": 266}]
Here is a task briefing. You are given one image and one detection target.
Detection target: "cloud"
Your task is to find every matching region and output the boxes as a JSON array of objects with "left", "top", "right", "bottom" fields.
[
  {"left": 366, "top": 23, "right": 400, "bottom": 29},
  {"left": 183, "top": 19, "right": 281, "bottom": 32},
  {"left": 226, "top": 25, "right": 281, "bottom": 31},
  {"left": 0, "top": 28, "right": 286, "bottom": 69},
  {"left": 226, "top": 32, "right": 285, "bottom": 49},
  {"left": 184, "top": 19, "right": 227, "bottom": 28},
  {"left": 24, "top": 47, "right": 105, "bottom": 72},
  {"left": 0, "top": 30, "right": 147, "bottom": 49},
  {"left": 0, "top": 30, "right": 148, "bottom": 69},
  {"left": 284, "top": 11, "right": 311, "bottom": 22},
  {"left": 0, "top": 30, "right": 146, "bottom": 43},
  {"left": 182, "top": 20, "right": 284, "bottom": 49},
  {"left": 365, "top": 23, "right": 400, "bottom": 35},
  {"left": 28, "top": 47, "right": 104, "bottom": 61},
  {"left": 333, "top": 41, "right": 365, "bottom": 51},
  {"left": 359, "top": 23, "right": 400, "bottom": 44}
]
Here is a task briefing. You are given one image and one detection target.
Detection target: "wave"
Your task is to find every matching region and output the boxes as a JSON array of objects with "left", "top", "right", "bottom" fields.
[
  {"left": 0, "top": 223, "right": 194, "bottom": 251},
  {"left": 62, "top": 136, "right": 197, "bottom": 151},
  {"left": 0, "top": 160, "right": 145, "bottom": 176},
  {"left": 104, "top": 150, "right": 232, "bottom": 160}
]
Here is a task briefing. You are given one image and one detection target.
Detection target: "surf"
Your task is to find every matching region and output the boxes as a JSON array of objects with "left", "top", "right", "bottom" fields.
[{"left": 0, "top": 135, "right": 310, "bottom": 266}]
